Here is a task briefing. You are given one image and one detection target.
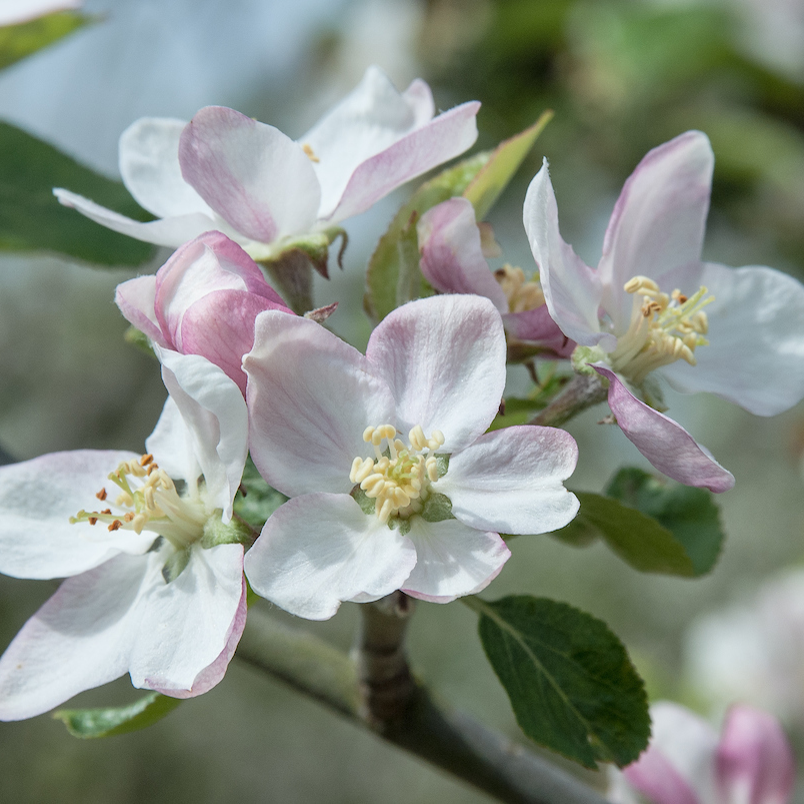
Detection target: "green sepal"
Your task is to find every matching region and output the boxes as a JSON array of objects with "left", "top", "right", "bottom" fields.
[
  {"left": 467, "top": 594, "right": 649, "bottom": 769},
  {"left": 605, "top": 468, "right": 724, "bottom": 576},
  {"left": 0, "top": 122, "right": 156, "bottom": 266},
  {"left": 420, "top": 492, "right": 454, "bottom": 523},
  {"left": 434, "top": 453, "right": 450, "bottom": 478},
  {"left": 365, "top": 114, "right": 551, "bottom": 322},
  {"left": 123, "top": 326, "right": 156, "bottom": 358},
  {"left": 201, "top": 513, "right": 255, "bottom": 549},
  {"left": 0, "top": 9, "right": 95, "bottom": 71},
  {"left": 350, "top": 486, "right": 376, "bottom": 517},
  {"left": 257, "top": 227, "right": 347, "bottom": 280},
  {"left": 233, "top": 457, "right": 288, "bottom": 530},
  {"left": 161, "top": 547, "right": 190, "bottom": 584},
  {"left": 53, "top": 691, "right": 181, "bottom": 739}
]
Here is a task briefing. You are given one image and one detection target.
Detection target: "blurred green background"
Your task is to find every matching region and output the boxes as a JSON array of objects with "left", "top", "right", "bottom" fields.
[{"left": 2, "top": 0, "right": 804, "bottom": 800}]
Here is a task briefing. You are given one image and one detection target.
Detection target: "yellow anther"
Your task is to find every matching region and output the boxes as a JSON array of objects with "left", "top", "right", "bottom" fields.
[
  {"left": 495, "top": 264, "right": 546, "bottom": 313},
  {"left": 302, "top": 142, "right": 320, "bottom": 163},
  {"left": 363, "top": 426, "right": 376, "bottom": 443}
]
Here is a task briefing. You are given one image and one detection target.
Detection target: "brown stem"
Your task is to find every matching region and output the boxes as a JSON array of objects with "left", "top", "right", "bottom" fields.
[
  {"left": 261, "top": 250, "right": 315, "bottom": 314},
  {"left": 528, "top": 372, "right": 608, "bottom": 428}
]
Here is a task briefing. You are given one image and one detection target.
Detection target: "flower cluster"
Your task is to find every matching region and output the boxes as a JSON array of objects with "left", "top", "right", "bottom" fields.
[{"left": 2, "top": 62, "right": 803, "bottom": 778}]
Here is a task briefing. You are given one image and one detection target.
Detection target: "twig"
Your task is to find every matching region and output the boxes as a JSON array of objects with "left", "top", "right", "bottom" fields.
[
  {"left": 528, "top": 372, "right": 608, "bottom": 428},
  {"left": 236, "top": 605, "right": 608, "bottom": 804}
]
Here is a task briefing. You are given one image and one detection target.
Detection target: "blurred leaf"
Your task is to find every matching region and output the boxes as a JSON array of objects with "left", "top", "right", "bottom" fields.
[
  {"left": 463, "top": 109, "right": 552, "bottom": 219},
  {"left": 234, "top": 456, "right": 287, "bottom": 529},
  {"left": 0, "top": 9, "right": 95, "bottom": 71},
  {"left": 469, "top": 595, "right": 649, "bottom": 768},
  {"left": 53, "top": 692, "right": 181, "bottom": 738},
  {"left": 364, "top": 115, "right": 551, "bottom": 322},
  {"left": 489, "top": 366, "right": 567, "bottom": 430},
  {"left": 553, "top": 492, "right": 696, "bottom": 576},
  {"left": 0, "top": 121, "right": 156, "bottom": 266},
  {"left": 605, "top": 468, "right": 724, "bottom": 576}
]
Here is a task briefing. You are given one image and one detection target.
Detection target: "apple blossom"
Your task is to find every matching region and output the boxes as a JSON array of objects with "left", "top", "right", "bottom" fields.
[
  {"left": 418, "top": 196, "right": 573, "bottom": 357},
  {"left": 242, "top": 294, "right": 580, "bottom": 620},
  {"left": 54, "top": 66, "right": 480, "bottom": 261},
  {"left": 526, "top": 130, "right": 804, "bottom": 491},
  {"left": 0, "top": 347, "right": 249, "bottom": 719},
  {"left": 115, "top": 230, "right": 293, "bottom": 393},
  {"left": 607, "top": 701, "right": 795, "bottom": 804}
]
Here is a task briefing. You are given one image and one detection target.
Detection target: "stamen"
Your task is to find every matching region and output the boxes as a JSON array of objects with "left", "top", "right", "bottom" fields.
[
  {"left": 95, "top": 488, "right": 107, "bottom": 501},
  {"left": 302, "top": 143, "right": 320, "bottom": 163},
  {"left": 494, "top": 264, "right": 546, "bottom": 313},
  {"left": 352, "top": 424, "right": 447, "bottom": 524}
]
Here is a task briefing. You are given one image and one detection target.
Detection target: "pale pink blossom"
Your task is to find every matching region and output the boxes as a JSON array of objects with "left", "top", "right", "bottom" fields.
[
  {"left": 607, "top": 702, "right": 795, "bottom": 804},
  {"left": 55, "top": 67, "right": 480, "bottom": 261},
  {"left": 526, "top": 131, "right": 804, "bottom": 491},
  {"left": 418, "top": 196, "right": 572, "bottom": 357},
  {"left": 115, "top": 230, "right": 293, "bottom": 393},
  {"left": 0, "top": 348, "right": 249, "bottom": 719},
  {"left": 242, "top": 294, "right": 579, "bottom": 620}
]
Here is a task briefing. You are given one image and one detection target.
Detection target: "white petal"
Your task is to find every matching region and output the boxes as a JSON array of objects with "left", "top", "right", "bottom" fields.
[
  {"left": 53, "top": 188, "right": 220, "bottom": 249},
  {"left": 0, "top": 451, "right": 155, "bottom": 580},
  {"left": 402, "top": 517, "right": 510, "bottom": 603},
  {"left": 524, "top": 161, "right": 609, "bottom": 348},
  {"left": 366, "top": 295, "right": 506, "bottom": 453},
  {"left": 244, "top": 493, "right": 416, "bottom": 620},
  {"left": 598, "top": 132, "right": 713, "bottom": 332},
  {"left": 435, "top": 427, "right": 580, "bottom": 535},
  {"left": 179, "top": 106, "right": 321, "bottom": 242},
  {"left": 660, "top": 263, "right": 804, "bottom": 415},
  {"left": 151, "top": 348, "right": 248, "bottom": 520},
  {"left": 114, "top": 275, "right": 165, "bottom": 346},
  {"left": 118, "top": 117, "right": 215, "bottom": 219},
  {"left": 129, "top": 543, "right": 245, "bottom": 695},
  {"left": 417, "top": 197, "right": 509, "bottom": 311},
  {"left": 244, "top": 312, "right": 395, "bottom": 497},
  {"left": 0, "top": 553, "right": 151, "bottom": 720}
]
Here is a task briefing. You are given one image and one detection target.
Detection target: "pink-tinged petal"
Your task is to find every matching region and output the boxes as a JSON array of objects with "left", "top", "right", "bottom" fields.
[
  {"left": 435, "top": 427, "right": 579, "bottom": 535},
  {"left": 115, "top": 275, "right": 165, "bottom": 347},
  {"left": 598, "top": 132, "right": 713, "bottom": 332},
  {"left": 524, "top": 162, "right": 609, "bottom": 348},
  {"left": 0, "top": 553, "right": 151, "bottom": 720},
  {"left": 179, "top": 106, "right": 320, "bottom": 243},
  {"left": 151, "top": 232, "right": 291, "bottom": 390},
  {"left": 118, "top": 118, "right": 214, "bottom": 219},
  {"left": 151, "top": 349, "right": 248, "bottom": 519},
  {"left": 402, "top": 517, "right": 510, "bottom": 603},
  {"left": 502, "top": 307, "right": 574, "bottom": 357},
  {"left": 132, "top": 544, "right": 245, "bottom": 696},
  {"left": 244, "top": 493, "right": 416, "bottom": 620},
  {"left": 401, "top": 77, "right": 436, "bottom": 123},
  {"left": 366, "top": 295, "right": 506, "bottom": 453},
  {"left": 716, "top": 705, "right": 795, "bottom": 804},
  {"left": 660, "top": 263, "right": 804, "bottom": 416},
  {"left": 53, "top": 188, "right": 219, "bottom": 249},
  {"left": 594, "top": 365, "right": 735, "bottom": 492},
  {"left": 322, "top": 99, "right": 480, "bottom": 225},
  {"left": 417, "top": 197, "right": 509, "bottom": 312},
  {"left": 244, "top": 312, "right": 395, "bottom": 498},
  {"left": 0, "top": 451, "right": 155, "bottom": 580},
  {"left": 145, "top": 396, "right": 200, "bottom": 486},
  {"left": 624, "top": 702, "right": 720, "bottom": 804}
]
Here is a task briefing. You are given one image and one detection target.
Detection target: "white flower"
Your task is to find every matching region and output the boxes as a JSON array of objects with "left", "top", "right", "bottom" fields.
[
  {"left": 0, "top": 349, "right": 249, "bottom": 719},
  {"left": 242, "top": 294, "right": 579, "bottom": 620},
  {"left": 54, "top": 66, "right": 480, "bottom": 261}
]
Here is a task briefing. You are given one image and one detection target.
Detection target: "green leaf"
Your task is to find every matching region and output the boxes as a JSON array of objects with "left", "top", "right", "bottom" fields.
[
  {"left": 0, "top": 122, "right": 156, "bottom": 266},
  {"left": 554, "top": 492, "right": 696, "bottom": 576},
  {"left": 364, "top": 113, "right": 551, "bottom": 322},
  {"left": 364, "top": 152, "right": 488, "bottom": 322},
  {"left": 0, "top": 10, "right": 95, "bottom": 71},
  {"left": 233, "top": 456, "right": 288, "bottom": 529},
  {"left": 467, "top": 595, "right": 649, "bottom": 768},
  {"left": 605, "top": 468, "right": 724, "bottom": 576},
  {"left": 463, "top": 109, "right": 552, "bottom": 219},
  {"left": 53, "top": 692, "right": 181, "bottom": 739}
]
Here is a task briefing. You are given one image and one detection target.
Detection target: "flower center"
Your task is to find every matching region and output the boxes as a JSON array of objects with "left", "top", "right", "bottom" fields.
[
  {"left": 494, "top": 264, "right": 546, "bottom": 313},
  {"left": 70, "top": 454, "right": 209, "bottom": 550},
  {"left": 608, "top": 275, "right": 713, "bottom": 386},
  {"left": 349, "top": 424, "right": 445, "bottom": 524}
]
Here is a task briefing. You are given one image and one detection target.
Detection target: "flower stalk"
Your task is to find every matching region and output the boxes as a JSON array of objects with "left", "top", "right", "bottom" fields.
[{"left": 528, "top": 372, "right": 608, "bottom": 428}]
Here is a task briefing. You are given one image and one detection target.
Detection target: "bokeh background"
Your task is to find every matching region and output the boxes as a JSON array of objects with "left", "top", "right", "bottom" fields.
[{"left": 2, "top": 0, "right": 804, "bottom": 801}]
